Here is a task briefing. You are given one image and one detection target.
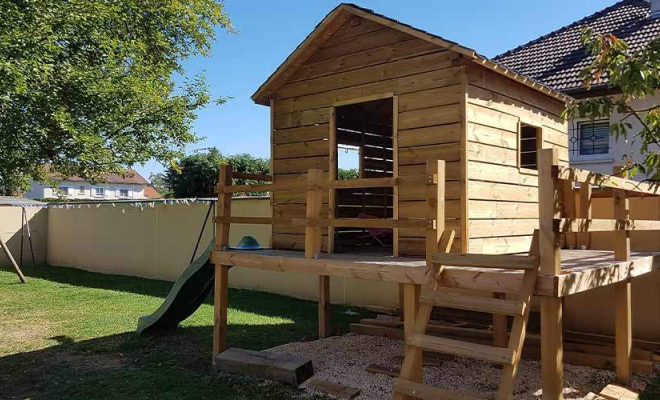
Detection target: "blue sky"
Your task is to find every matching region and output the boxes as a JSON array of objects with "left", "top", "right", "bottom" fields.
[{"left": 135, "top": 0, "right": 616, "bottom": 180}]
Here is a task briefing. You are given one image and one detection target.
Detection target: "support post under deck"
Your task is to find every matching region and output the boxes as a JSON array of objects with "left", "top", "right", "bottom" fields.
[{"left": 539, "top": 149, "right": 563, "bottom": 400}]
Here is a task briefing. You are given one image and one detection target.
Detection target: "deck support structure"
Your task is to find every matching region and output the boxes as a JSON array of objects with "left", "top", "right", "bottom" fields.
[
  {"left": 213, "top": 164, "right": 233, "bottom": 356},
  {"left": 613, "top": 182, "right": 632, "bottom": 386},
  {"left": 539, "top": 149, "right": 563, "bottom": 400}
]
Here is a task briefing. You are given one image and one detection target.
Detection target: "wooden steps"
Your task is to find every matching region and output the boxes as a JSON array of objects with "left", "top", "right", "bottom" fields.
[
  {"left": 407, "top": 333, "right": 515, "bottom": 364},
  {"left": 213, "top": 347, "right": 314, "bottom": 386},
  {"left": 392, "top": 230, "right": 541, "bottom": 400},
  {"left": 393, "top": 378, "right": 484, "bottom": 400},
  {"left": 418, "top": 290, "right": 525, "bottom": 316}
]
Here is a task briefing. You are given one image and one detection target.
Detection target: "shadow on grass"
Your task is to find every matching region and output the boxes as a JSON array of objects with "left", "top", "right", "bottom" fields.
[{"left": 0, "top": 324, "right": 332, "bottom": 400}]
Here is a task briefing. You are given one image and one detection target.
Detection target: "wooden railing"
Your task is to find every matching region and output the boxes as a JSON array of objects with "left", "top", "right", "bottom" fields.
[{"left": 213, "top": 161, "right": 447, "bottom": 262}]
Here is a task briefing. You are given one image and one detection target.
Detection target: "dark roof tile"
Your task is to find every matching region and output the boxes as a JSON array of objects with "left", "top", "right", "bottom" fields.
[{"left": 493, "top": 0, "right": 660, "bottom": 93}]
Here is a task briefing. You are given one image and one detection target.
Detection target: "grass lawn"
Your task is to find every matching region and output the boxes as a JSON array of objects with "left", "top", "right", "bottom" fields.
[{"left": 0, "top": 265, "right": 372, "bottom": 400}]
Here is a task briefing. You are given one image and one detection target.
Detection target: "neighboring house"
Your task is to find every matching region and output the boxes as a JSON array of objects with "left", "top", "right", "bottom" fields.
[
  {"left": 494, "top": 0, "right": 660, "bottom": 177},
  {"left": 144, "top": 186, "right": 162, "bottom": 199},
  {"left": 25, "top": 170, "right": 149, "bottom": 200}
]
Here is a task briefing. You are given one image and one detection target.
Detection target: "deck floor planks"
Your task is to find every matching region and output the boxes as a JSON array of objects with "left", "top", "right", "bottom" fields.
[{"left": 211, "top": 249, "right": 660, "bottom": 297}]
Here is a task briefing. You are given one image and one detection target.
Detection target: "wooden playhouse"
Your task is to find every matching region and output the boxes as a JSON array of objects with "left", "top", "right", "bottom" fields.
[{"left": 210, "top": 4, "right": 660, "bottom": 400}]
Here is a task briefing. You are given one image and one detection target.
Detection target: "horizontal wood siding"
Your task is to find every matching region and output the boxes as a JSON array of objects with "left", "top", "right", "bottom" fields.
[
  {"left": 271, "top": 16, "right": 465, "bottom": 254},
  {"left": 465, "top": 63, "right": 568, "bottom": 254}
]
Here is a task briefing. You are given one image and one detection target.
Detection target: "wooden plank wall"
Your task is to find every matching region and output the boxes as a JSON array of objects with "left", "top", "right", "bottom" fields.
[
  {"left": 464, "top": 65, "right": 569, "bottom": 254},
  {"left": 271, "top": 16, "right": 465, "bottom": 254}
]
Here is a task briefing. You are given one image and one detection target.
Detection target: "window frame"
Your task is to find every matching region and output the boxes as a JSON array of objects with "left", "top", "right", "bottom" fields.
[
  {"left": 577, "top": 120, "right": 610, "bottom": 157},
  {"left": 78, "top": 186, "right": 85, "bottom": 195},
  {"left": 518, "top": 122, "right": 543, "bottom": 176},
  {"left": 93, "top": 187, "right": 105, "bottom": 197},
  {"left": 118, "top": 188, "right": 129, "bottom": 198}
]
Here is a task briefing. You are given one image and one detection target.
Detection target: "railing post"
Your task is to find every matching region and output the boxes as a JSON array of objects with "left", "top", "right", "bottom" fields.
[
  {"left": 538, "top": 148, "right": 564, "bottom": 400},
  {"left": 213, "top": 164, "right": 233, "bottom": 358},
  {"left": 305, "top": 168, "right": 328, "bottom": 338},
  {"left": 426, "top": 160, "right": 445, "bottom": 265},
  {"left": 613, "top": 166, "right": 632, "bottom": 386},
  {"left": 578, "top": 182, "right": 592, "bottom": 249}
]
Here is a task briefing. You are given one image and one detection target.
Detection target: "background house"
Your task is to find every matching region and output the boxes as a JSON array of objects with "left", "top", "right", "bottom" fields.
[
  {"left": 494, "top": 0, "right": 660, "bottom": 177},
  {"left": 25, "top": 170, "right": 150, "bottom": 200}
]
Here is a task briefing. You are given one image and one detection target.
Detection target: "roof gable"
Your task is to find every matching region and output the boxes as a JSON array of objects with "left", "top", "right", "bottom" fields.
[
  {"left": 252, "top": 3, "right": 571, "bottom": 106},
  {"left": 494, "top": 0, "right": 660, "bottom": 93}
]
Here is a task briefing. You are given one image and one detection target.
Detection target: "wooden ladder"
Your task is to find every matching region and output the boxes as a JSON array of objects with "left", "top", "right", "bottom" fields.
[{"left": 392, "top": 230, "right": 540, "bottom": 400}]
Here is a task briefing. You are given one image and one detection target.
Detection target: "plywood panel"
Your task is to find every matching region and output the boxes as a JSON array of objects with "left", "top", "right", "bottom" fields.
[
  {"left": 280, "top": 51, "right": 458, "bottom": 100},
  {"left": 469, "top": 236, "right": 534, "bottom": 254},
  {"left": 467, "top": 142, "right": 518, "bottom": 167},
  {"left": 398, "top": 104, "right": 461, "bottom": 130},
  {"left": 469, "top": 219, "right": 539, "bottom": 238},
  {"left": 399, "top": 143, "right": 461, "bottom": 165},
  {"left": 274, "top": 124, "right": 330, "bottom": 145},
  {"left": 468, "top": 200, "right": 539, "bottom": 219},
  {"left": 469, "top": 181, "right": 538, "bottom": 203},
  {"left": 398, "top": 124, "right": 461, "bottom": 148},
  {"left": 468, "top": 162, "right": 538, "bottom": 187},
  {"left": 466, "top": 123, "right": 517, "bottom": 149},
  {"left": 398, "top": 84, "right": 463, "bottom": 112},
  {"left": 466, "top": 104, "right": 519, "bottom": 133},
  {"left": 289, "top": 38, "right": 439, "bottom": 83},
  {"left": 274, "top": 140, "right": 329, "bottom": 159},
  {"left": 306, "top": 27, "right": 415, "bottom": 64},
  {"left": 274, "top": 108, "right": 332, "bottom": 130}
]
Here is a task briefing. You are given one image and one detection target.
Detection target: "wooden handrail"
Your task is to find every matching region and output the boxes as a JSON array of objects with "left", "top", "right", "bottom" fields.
[
  {"left": 554, "top": 165, "right": 660, "bottom": 197},
  {"left": 213, "top": 216, "right": 307, "bottom": 226},
  {"left": 554, "top": 218, "right": 660, "bottom": 232},
  {"left": 214, "top": 216, "right": 433, "bottom": 230},
  {"left": 231, "top": 172, "right": 273, "bottom": 181},
  {"left": 432, "top": 253, "right": 538, "bottom": 270}
]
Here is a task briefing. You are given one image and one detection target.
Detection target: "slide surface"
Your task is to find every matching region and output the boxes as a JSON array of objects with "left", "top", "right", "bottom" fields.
[{"left": 137, "top": 239, "right": 216, "bottom": 334}]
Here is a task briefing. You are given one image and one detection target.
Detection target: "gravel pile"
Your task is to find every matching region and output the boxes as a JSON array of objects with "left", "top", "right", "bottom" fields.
[{"left": 268, "top": 334, "right": 652, "bottom": 399}]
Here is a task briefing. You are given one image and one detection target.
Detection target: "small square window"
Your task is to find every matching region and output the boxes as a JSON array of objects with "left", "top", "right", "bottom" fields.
[
  {"left": 94, "top": 187, "right": 105, "bottom": 197},
  {"left": 520, "top": 124, "right": 541, "bottom": 170},
  {"left": 119, "top": 189, "right": 129, "bottom": 197},
  {"left": 578, "top": 121, "right": 609, "bottom": 155},
  {"left": 59, "top": 186, "right": 70, "bottom": 195},
  {"left": 78, "top": 186, "right": 85, "bottom": 194}
]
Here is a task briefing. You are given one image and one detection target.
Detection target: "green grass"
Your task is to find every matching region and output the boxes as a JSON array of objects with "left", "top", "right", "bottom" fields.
[{"left": 0, "top": 265, "right": 372, "bottom": 400}]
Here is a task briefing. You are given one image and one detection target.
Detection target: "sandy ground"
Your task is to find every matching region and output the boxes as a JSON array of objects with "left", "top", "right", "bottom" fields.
[{"left": 268, "top": 334, "right": 653, "bottom": 400}]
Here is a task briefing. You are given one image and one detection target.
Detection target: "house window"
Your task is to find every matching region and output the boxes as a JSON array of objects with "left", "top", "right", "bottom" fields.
[
  {"left": 119, "top": 189, "right": 129, "bottom": 197},
  {"left": 94, "top": 187, "right": 105, "bottom": 197},
  {"left": 520, "top": 124, "right": 542, "bottom": 170},
  {"left": 59, "top": 186, "right": 70, "bottom": 196},
  {"left": 78, "top": 186, "right": 85, "bottom": 194},
  {"left": 578, "top": 121, "right": 609, "bottom": 155}
]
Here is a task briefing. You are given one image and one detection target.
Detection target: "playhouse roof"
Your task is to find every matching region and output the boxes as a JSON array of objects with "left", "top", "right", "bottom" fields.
[{"left": 252, "top": 3, "right": 573, "bottom": 106}]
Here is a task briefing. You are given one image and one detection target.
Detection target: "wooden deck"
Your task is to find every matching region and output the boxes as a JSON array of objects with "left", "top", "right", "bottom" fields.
[{"left": 210, "top": 248, "right": 660, "bottom": 298}]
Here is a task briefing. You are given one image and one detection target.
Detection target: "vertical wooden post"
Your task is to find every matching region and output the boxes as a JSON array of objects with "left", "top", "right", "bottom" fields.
[
  {"left": 493, "top": 293, "right": 509, "bottom": 348},
  {"left": 538, "top": 149, "right": 564, "bottom": 400},
  {"left": 306, "top": 168, "right": 327, "bottom": 338},
  {"left": 578, "top": 182, "right": 592, "bottom": 250},
  {"left": 213, "top": 164, "right": 233, "bottom": 357},
  {"left": 426, "top": 160, "right": 445, "bottom": 264},
  {"left": 328, "top": 108, "right": 337, "bottom": 254},
  {"left": 393, "top": 95, "right": 400, "bottom": 257},
  {"left": 613, "top": 169, "right": 632, "bottom": 385},
  {"left": 562, "top": 181, "right": 577, "bottom": 249}
]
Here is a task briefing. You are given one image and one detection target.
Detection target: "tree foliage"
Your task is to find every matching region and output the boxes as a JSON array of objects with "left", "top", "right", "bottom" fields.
[
  {"left": 163, "top": 148, "right": 270, "bottom": 197},
  {"left": 337, "top": 168, "right": 359, "bottom": 180},
  {"left": 0, "top": 0, "right": 232, "bottom": 195},
  {"left": 565, "top": 29, "right": 660, "bottom": 180}
]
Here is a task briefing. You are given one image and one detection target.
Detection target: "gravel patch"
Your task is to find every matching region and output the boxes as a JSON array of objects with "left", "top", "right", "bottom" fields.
[{"left": 268, "top": 334, "right": 652, "bottom": 399}]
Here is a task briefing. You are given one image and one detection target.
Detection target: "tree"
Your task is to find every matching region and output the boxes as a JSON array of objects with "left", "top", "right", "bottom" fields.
[
  {"left": 565, "top": 29, "right": 660, "bottom": 180},
  {"left": 164, "top": 148, "right": 270, "bottom": 197},
  {"left": 0, "top": 0, "right": 233, "bottom": 195},
  {"left": 337, "top": 168, "right": 359, "bottom": 180},
  {"left": 149, "top": 173, "right": 174, "bottom": 199}
]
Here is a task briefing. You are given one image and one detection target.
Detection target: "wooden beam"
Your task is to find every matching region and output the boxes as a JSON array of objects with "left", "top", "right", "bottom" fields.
[
  {"left": 493, "top": 293, "right": 509, "bottom": 348},
  {"left": 578, "top": 182, "right": 592, "bottom": 249},
  {"left": 305, "top": 169, "right": 324, "bottom": 259},
  {"left": 213, "top": 265, "right": 229, "bottom": 356},
  {"left": 613, "top": 184, "right": 632, "bottom": 386},
  {"left": 319, "top": 275, "right": 331, "bottom": 339},
  {"left": 538, "top": 149, "right": 563, "bottom": 400},
  {"left": 0, "top": 235, "right": 26, "bottom": 284},
  {"left": 216, "top": 165, "right": 233, "bottom": 251},
  {"left": 328, "top": 108, "right": 337, "bottom": 254},
  {"left": 555, "top": 218, "right": 660, "bottom": 232}
]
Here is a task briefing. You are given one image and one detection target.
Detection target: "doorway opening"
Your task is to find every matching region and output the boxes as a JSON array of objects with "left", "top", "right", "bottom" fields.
[{"left": 334, "top": 97, "right": 394, "bottom": 255}]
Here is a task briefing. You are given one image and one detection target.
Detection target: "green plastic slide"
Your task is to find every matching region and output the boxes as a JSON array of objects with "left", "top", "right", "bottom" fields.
[{"left": 137, "top": 239, "right": 216, "bottom": 334}]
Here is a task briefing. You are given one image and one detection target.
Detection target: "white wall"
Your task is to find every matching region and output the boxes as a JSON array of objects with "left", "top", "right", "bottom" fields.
[
  {"left": 569, "top": 93, "right": 660, "bottom": 178},
  {"left": 0, "top": 206, "right": 48, "bottom": 268},
  {"left": 26, "top": 181, "right": 146, "bottom": 200}
]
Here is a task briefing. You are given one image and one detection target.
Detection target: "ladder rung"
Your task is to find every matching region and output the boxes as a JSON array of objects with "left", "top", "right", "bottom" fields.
[
  {"left": 406, "top": 333, "right": 515, "bottom": 365},
  {"left": 393, "top": 378, "right": 484, "bottom": 400},
  {"left": 433, "top": 253, "right": 537, "bottom": 270},
  {"left": 419, "top": 290, "right": 526, "bottom": 316}
]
